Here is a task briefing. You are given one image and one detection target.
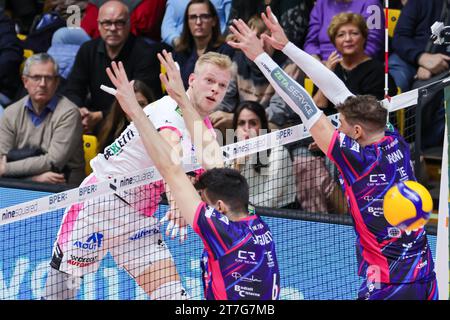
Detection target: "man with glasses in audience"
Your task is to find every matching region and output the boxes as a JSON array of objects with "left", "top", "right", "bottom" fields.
[
  {"left": 0, "top": 53, "right": 85, "bottom": 185},
  {"left": 64, "top": 0, "right": 164, "bottom": 135}
]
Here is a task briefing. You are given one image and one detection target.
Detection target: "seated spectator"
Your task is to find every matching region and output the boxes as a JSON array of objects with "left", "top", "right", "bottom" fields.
[
  {"left": 230, "top": 101, "right": 297, "bottom": 209},
  {"left": 389, "top": 0, "right": 448, "bottom": 149},
  {"left": 47, "top": 26, "right": 90, "bottom": 92},
  {"left": 2, "top": 0, "right": 41, "bottom": 34},
  {"left": 81, "top": 0, "right": 167, "bottom": 43},
  {"left": 313, "top": 12, "right": 397, "bottom": 111},
  {"left": 212, "top": 15, "right": 300, "bottom": 132},
  {"left": 173, "top": 0, "right": 234, "bottom": 88},
  {"left": 97, "top": 80, "right": 154, "bottom": 152},
  {"left": 226, "top": 0, "right": 313, "bottom": 48},
  {"left": 0, "top": 53, "right": 84, "bottom": 185},
  {"left": 303, "top": 0, "right": 384, "bottom": 62},
  {"left": 389, "top": 0, "right": 449, "bottom": 92},
  {"left": 161, "top": 0, "right": 231, "bottom": 47},
  {"left": 0, "top": 9, "right": 23, "bottom": 108},
  {"left": 64, "top": 0, "right": 163, "bottom": 135}
]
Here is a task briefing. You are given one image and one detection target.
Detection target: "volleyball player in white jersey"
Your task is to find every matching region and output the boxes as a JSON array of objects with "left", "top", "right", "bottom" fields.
[{"left": 42, "top": 52, "right": 234, "bottom": 300}]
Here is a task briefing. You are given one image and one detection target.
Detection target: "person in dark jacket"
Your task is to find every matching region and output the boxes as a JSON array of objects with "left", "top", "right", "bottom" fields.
[
  {"left": 64, "top": 0, "right": 163, "bottom": 135},
  {"left": 0, "top": 9, "right": 23, "bottom": 108}
]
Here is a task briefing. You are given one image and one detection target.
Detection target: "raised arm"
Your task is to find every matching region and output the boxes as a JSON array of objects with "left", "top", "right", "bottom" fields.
[
  {"left": 106, "top": 61, "right": 201, "bottom": 226},
  {"left": 227, "top": 18, "right": 335, "bottom": 154},
  {"left": 260, "top": 6, "right": 354, "bottom": 106},
  {"left": 158, "top": 50, "right": 224, "bottom": 170}
]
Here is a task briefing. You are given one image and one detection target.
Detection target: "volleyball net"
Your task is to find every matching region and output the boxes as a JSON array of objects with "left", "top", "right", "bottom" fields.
[{"left": 0, "top": 86, "right": 443, "bottom": 300}]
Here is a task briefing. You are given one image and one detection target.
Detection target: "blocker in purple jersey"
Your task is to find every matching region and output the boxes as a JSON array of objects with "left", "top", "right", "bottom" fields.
[
  {"left": 327, "top": 128, "right": 435, "bottom": 286},
  {"left": 193, "top": 202, "right": 280, "bottom": 300}
]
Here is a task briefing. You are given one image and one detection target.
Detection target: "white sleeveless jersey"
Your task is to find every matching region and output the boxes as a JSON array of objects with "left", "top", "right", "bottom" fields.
[{"left": 91, "top": 95, "right": 200, "bottom": 179}]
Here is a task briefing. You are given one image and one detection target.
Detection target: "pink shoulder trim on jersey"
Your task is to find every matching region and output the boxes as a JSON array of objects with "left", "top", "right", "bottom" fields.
[
  {"left": 193, "top": 201, "right": 206, "bottom": 235},
  {"left": 326, "top": 130, "right": 339, "bottom": 160},
  {"left": 203, "top": 117, "right": 217, "bottom": 138},
  {"left": 58, "top": 174, "right": 98, "bottom": 247},
  {"left": 158, "top": 126, "right": 182, "bottom": 138},
  {"left": 210, "top": 258, "right": 228, "bottom": 300}
]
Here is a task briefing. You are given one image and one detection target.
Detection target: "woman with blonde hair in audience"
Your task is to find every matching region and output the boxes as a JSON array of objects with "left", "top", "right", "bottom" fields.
[{"left": 313, "top": 12, "right": 396, "bottom": 110}]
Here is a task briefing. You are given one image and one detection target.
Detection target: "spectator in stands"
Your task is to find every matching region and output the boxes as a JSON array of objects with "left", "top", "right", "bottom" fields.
[
  {"left": 313, "top": 12, "right": 397, "bottom": 111},
  {"left": 65, "top": 0, "right": 163, "bottom": 135},
  {"left": 161, "top": 0, "right": 231, "bottom": 48},
  {"left": 389, "top": 0, "right": 448, "bottom": 149},
  {"left": 0, "top": 9, "right": 23, "bottom": 108},
  {"left": 303, "top": 0, "right": 384, "bottom": 62},
  {"left": 0, "top": 53, "right": 84, "bottom": 185},
  {"left": 173, "top": 0, "right": 234, "bottom": 88},
  {"left": 231, "top": 100, "right": 297, "bottom": 208},
  {"left": 81, "top": 0, "right": 166, "bottom": 43},
  {"left": 1, "top": 0, "right": 41, "bottom": 34},
  {"left": 97, "top": 79, "right": 154, "bottom": 152},
  {"left": 389, "top": 0, "right": 449, "bottom": 92},
  {"left": 47, "top": 27, "right": 90, "bottom": 93},
  {"left": 226, "top": 0, "right": 314, "bottom": 48},
  {"left": 212, "top": 15, "right": 301, "bottom": 132}
]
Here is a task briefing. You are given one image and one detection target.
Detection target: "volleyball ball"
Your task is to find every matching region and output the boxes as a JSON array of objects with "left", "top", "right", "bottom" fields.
[{"left": 383, "top": 181, "right": 432, "bottom": 231}]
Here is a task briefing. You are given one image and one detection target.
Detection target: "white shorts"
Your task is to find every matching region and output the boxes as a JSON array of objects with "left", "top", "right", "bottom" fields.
[{"left": 50, "top": 174, "right": 173, "bottom": 278}]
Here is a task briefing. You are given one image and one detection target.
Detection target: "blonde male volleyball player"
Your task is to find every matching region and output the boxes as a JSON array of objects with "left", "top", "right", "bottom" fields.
[
  {"left": 105, "top": 51, "right": 280, "bottom": 300},
  {"left": 226, "top": 7, "right": 437, "bottom": 300},
  {"left": 42, "top": 52, "right": 234, "bottom": 300}
]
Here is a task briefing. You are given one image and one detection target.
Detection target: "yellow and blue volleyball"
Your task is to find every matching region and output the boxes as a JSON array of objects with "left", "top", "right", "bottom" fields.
[{"left": 383, "top": 181, "right": 433, "bottom": 231}]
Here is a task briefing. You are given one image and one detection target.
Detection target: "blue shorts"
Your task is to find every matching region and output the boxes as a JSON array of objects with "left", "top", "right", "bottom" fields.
[{"left": 358, "top": 273, "right": 438, "bottom": 300}]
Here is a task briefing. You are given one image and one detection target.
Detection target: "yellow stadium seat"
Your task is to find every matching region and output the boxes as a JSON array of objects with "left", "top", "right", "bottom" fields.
[
  {"left": 83, "top": 134, "right": 98, "bottom": 175},
  {"left": 304, "top": 77, "right": 314, "bottom": 96},
  {"left": 17, "top": 33, "right": 34, "bottom": 73},
  {"left": 388, "top": 9, "right": 401, "bottom": 38},
  {"left": 161, "top": 63, "right": 167, "bottom": 94},
  {"left": 394, "top": 87, "right": 405, "bottom": 136}
]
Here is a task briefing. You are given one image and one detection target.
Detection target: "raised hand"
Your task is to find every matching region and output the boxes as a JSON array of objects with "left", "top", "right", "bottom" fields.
[
  {"left": 105, "top": 61, "right": 141, "bottom": 120},
  {"left": 260, "top": 6, "right": 289, "bottom": 51},
  {"left": 227, "top": 19, "right": 264, "bottom": 61},
  {"left": 160, "top": 204, "right": 188, "bottom": 243},
  {"left": 157, "top": 50, "right": 190, "bottom": 108},
  {"left": 324, "top": 51, "right": 342, "bottom": 71}
]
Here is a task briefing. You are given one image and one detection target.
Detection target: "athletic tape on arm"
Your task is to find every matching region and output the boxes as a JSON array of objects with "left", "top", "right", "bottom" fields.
[{"left": 254, "top": 52, "right": 323, "bottom": 130}]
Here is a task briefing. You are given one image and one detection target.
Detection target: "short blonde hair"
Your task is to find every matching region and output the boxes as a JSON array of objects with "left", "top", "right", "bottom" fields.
[
  {"left": 327, "top": 12, "right": 368, "bottom": 46},
  {"left": 194, "top": 51, "right": 236, "bottom": 76}
]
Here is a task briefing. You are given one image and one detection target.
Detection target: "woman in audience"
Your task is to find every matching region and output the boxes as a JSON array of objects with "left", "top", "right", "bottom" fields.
[
  {"left": 231, "top": 101, "right": 297, "bottom": 209},
  {"left": 97, "top": 80, "right": 154, "bottom": 152},
  {"left": 173, "top": 0, "right": 234, "bottom": 88},
  {"left": 161, "top": 0, "right": 231, "bottom": 47},
  {"left": 303, "top": 0, "right": 384, "bottom": 62},
  {"left": 313, "top": 12, "right": 396, "bottom": 110}
]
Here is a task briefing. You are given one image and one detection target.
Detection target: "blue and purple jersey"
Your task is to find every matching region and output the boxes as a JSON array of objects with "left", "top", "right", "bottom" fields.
[
  {"left": 193, "top": 202, "right": 280, "bottom": 300},
  {"left": 327, "top": 129, "right": 434, "bottom": 284}
]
